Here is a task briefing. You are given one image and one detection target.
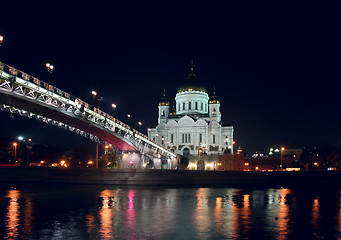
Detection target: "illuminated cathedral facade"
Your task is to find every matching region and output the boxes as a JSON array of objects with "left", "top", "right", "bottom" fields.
[{"left": 148, "top": 63, "right": 234, "bottom": 169}]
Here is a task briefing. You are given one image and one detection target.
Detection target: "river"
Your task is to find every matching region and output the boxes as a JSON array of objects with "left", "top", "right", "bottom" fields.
[{"left": 0, "top": 184, "right": 340, "bottom": 239}]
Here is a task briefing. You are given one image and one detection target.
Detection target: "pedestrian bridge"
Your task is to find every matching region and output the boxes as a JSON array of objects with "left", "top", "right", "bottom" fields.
[{"left": 0, "top": 62, "right": 177, "bottom": 169}]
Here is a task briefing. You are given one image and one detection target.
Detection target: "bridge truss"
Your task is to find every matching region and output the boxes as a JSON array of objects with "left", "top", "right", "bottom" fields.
[{"left": 0, "top": 62, "right": 177, "bottom": 169}]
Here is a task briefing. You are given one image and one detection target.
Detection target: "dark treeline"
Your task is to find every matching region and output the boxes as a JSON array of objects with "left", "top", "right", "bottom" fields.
[{"left": 0, "top": 137, "right": 93, "bottom": 167}]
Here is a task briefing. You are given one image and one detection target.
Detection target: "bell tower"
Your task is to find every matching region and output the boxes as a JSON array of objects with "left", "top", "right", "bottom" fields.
[
  {"left": 209, "top": 86, "right": 221, "bottom": 122},
  {"left": 158, "top": 89, "right": 170, "bottom": 124}
]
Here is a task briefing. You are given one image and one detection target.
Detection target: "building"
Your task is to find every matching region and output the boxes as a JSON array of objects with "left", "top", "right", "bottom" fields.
[{"left": 148, "top": 62, "right": 234, "bottom": 170}]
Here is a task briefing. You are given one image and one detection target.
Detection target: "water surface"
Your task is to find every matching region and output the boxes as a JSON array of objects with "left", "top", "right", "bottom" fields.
[{"left": 0, "top": 184, "right": 340, "bottom": 239}]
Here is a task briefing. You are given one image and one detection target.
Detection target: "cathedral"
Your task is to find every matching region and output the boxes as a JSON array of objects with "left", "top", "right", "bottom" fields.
[{"left": 148, "top": 62, "right": 234, "bottom": 170}]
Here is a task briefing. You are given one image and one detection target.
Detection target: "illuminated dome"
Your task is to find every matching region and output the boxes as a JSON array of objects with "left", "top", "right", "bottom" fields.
[{"left": 177, "top": 61, "right": 207, "bottom": 93}]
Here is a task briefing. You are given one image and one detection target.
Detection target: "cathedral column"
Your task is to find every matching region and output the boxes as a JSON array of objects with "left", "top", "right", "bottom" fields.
[{"left": 219, "top": 125, "right": 222, "bottom": 154}]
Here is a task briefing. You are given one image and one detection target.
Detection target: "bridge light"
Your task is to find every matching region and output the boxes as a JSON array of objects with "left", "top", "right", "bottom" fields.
[
  {"left": 18, "top": 136, "right": 24, "bottom": 141},
  {"left": 91, "top": 90, "right": 97, "bottom": 97}
]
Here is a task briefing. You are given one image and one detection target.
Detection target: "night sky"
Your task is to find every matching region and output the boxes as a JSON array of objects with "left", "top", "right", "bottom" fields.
[{"left": 0, "top": 1, "right": 340, "bottom": 154}]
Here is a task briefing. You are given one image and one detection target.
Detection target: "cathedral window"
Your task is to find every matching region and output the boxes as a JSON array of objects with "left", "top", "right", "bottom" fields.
[
  {"left": 201, "top": 102, "right": 203, "bottom": 110},
  {"left": 183, "top": 102, "right": 185, "bottom": 111},
  {"left": 213, "top": 135, "right": 216, "bottom": 144},
  {"left": 182, "top": 134, "right": 191, "bottom": 143},
  {"left": 199, "top": 133, "right": 202, "bottom": 143},
  {"left": 195, "top": 102, "right": 198, "bottom": 110},
  {"left": 171, "top": 134, "right": 174, "bottom": 143},
  {"left": 189, "top": 102, "right": 191, "bottom": 110}
]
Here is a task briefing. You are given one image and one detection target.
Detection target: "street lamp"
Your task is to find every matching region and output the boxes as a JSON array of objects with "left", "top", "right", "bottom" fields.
[
  {"left": 111, "top": 103, "right": 117, "bottom": 117},
  {"left": 127, "top": 114, "right": 131, "bottom": 125},
  {"left": 13, "top": 142, "right": 17, "bottom": 164},
  {"left": 45, "top": 63, "right": 54, "bottom": 89},
  {"left": 138, "top": 121, "right": 142, "bottom": 133},
  {"left": 91, "top": 90, "right": 101, "bottom": 168},
  {"left": 198, "top": 148, "right": 203, "bottom": 161},
  {"left": 281, "top": 147, "right": 285, "bottom": 171},
  {"left": 0, "top": 35, "right": 3, "bottom": 47},
  {"left": 91, "top": 90, "right": 103, "bottom": 108}
]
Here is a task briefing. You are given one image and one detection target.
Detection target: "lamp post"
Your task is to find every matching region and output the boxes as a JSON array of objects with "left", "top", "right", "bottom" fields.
[
  {"left": 105, "top": 145, "right": 109, "bottom": 168},
  {"left": 111, "top": 103, "right": 117, "bottom": 118},
  {"left": 127, "top": 114, "right": 131, "bottom": 125},
  {"left": 91, "top": 90, "right": 101, "bottom": 169},
  {"left": 45, "top": 63, "right": 54, "bottom": 90},
  {"left": 281, "top": 147, "right": 285, "bottom": 171},
  {"left": 13, "top": 142, "right": 17, "bottom": 164},
  {"left": 138, "top": 121, "right": 142, "bottom": 133}
]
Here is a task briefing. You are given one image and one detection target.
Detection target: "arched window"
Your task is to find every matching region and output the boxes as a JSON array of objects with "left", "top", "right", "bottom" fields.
[
  {"left": 183, "top": 102, "right": 185, "bottom": 111},
  {"left": 201, "top": 102, "right": 203, "bottom": 110},
  {"left": 195, "top": 102, "right": 198, "bottom": 110},
  {"left": 189, "top": 102, "right": 191, "bottom": 110},
  {"left": 161, "top": 109, "right": 165, "bottom": 116}
]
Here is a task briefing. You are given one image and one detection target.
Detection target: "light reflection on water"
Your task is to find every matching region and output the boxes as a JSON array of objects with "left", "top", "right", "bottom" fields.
[{"left": 0, "top": 185, "right": 340, "bottom": 239}]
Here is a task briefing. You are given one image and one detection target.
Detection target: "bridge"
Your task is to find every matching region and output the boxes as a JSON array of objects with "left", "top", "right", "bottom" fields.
[{"left": 0, "top": 62, "right": 177, "bottom": 169}]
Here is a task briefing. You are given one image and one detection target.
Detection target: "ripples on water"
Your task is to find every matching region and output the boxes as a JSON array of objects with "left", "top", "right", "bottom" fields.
[{"left": 0, "top": 184, "right": 340, "bottom": 239}]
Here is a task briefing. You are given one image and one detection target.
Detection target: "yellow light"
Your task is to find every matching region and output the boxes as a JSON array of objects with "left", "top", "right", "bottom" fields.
[
  {"left": 244, "top": 163, "right": 249, "bottom": 166},
  {"left": 105, "top": 145, "right": 109, "bottom": 149},
  {"left": 217, "top": 162, "right": 222, "bottom": 166},
  {"left": 281, "top": 147, "right": 285, "bottom": 151},
  {"left": 88, "top": 161, "right": 93, "bottom": 165},
  {"left": 40, "top": 161, "right": 45, "bottom": 164},
  {"left": 13, "top": 142, "right": 17, "bottom": 147},
  {"left": 255, "top": 166, "right": 259, "bottom": 170},
  {"left": 314, "top": 162, "right": 318, "bottom": 166},
  {"left": 232, "top": 141, "right": 236, "bottom": 144}
]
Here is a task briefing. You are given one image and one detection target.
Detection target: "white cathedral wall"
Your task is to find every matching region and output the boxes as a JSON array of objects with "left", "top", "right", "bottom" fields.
[{"left": 149, "top": 123, "right": 234, "bottom": 155}]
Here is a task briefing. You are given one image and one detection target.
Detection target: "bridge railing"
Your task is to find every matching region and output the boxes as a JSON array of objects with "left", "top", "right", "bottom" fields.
[{"left": 0, "top": 61, "right": 176, "bottom": 158}]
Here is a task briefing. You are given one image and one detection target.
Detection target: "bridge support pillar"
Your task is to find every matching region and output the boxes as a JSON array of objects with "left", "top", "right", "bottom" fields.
[{"left": 121, "top": 151, "right": 142, "bottom": 169}]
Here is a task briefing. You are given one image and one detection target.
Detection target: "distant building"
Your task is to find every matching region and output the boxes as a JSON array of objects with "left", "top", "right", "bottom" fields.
[{"left": 148, "top": 62, "right": 234, "bottom": 170}]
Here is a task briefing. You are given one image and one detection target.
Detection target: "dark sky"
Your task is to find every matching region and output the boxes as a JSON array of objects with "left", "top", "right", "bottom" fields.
[{"left": 0, "top": 1, "right": 340, "bottom": 154}]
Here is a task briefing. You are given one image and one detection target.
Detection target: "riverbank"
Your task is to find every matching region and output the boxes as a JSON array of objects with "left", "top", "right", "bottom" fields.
[{"left": 0, "top": 166, "right": 340, "bottom": 187}]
